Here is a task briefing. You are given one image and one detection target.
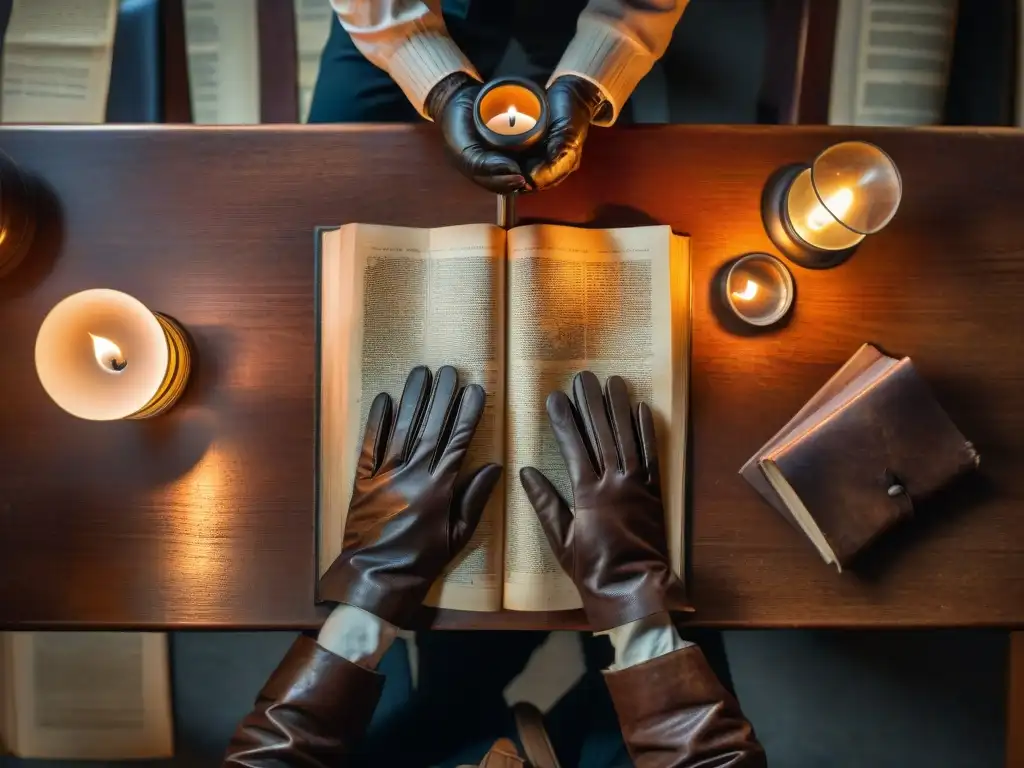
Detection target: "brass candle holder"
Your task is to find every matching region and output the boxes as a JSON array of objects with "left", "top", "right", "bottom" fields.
[{"left": 35, "top": 289, "right": 192, "bottom": 420}]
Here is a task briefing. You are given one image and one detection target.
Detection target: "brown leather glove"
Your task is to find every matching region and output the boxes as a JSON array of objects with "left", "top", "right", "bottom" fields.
[
  {"left": 520, "top": 371, "right": 688, "bottom": 630},
  {"left": 523, "top": 76, "right": 609, "bottom": 192},
  {"left": 426, "top": 72, "right": 528, "bottom": 194},
  {"left": 320, "top": 365, "right": 502, "bottom": 628}
]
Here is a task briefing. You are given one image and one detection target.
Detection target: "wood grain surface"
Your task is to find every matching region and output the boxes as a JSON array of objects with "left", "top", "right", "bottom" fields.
[{"left": 0, "top": 125, "right": 1021, "bottom": 630}]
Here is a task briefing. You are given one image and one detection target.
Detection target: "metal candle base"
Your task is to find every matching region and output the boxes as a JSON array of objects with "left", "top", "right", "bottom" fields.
[
  {"left": 497, "top": 192, "right": 517, "bottom": 228},
  {"left": 128, "top": 313, "right": 192, "bottom": 419},
  {"left": 761, "top": 164, "right": 858, "bottom": 270}
]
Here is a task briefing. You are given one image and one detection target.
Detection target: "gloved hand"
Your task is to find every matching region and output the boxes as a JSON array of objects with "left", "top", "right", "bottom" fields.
[
  {"left": 320, "top": 365, "right": 502, "bottom": 628},
  {"left": 426, "top": 72, "right": 527, "bottom": 194},
  {"left": 524, "top": 76, "right": 608, "bottom": 192},
  {"left": 520, "top": 371, "right": 689, "bottom": 630}
]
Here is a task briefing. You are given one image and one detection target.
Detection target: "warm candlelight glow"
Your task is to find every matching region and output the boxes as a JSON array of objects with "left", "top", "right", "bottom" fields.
[
  {"left": 724, "top": 253, "right": 794, "bottom": 327},
  {"left": 474, "top": 78, "right": 547, "bottom": 147},
  {"left": 485, "top": 104, "right": 537, "bottom": 135},
  {"left": 732, "top": 279, "right": 759, "bottom": 301},
  {"left": 786, "top": 169, "right": 864, "bottom": 251},
  {"left": 36, "top": 289, "right": 192, "bottom": 420},
  {"left": 805, "top": 187, "right": 854, "bottom": 231},
  {"left": 89, "top": 333, "right": 127, "bottom": 372}
]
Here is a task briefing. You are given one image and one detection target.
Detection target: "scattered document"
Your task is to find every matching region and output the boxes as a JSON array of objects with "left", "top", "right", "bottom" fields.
[
  {"left": 1, "top": 0, "right": 118, "bottom": 123},
  {"left": 295, "top": 0, "right": 333, "bottom": 122},
  {"left": 829, "top": 0, "right": 957, "bottom": 126},
  {"left": 0, "top": 632, "right": 173, "bottom": 760},
  {"left": 184, "top": 0, "right": 261, "bottom": 124}
]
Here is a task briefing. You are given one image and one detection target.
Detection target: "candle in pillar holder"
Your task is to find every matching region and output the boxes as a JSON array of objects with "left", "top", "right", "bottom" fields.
[
  {"left": 723, "top": 253, "right": 794, "bottom": 327},
  {"left": 761, "top": 140, "right": 902, "bottom": 269},
  {"left": 35, "top": 289, "right": 192, "bottom": 420},
  {"left": 473, "top": 77, "right": 549, "bottom": 151}
]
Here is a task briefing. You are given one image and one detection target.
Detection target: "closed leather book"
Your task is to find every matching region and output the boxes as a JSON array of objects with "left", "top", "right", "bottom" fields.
[{"left": 743, "top": 345, "right": 979, "bottom": 570}]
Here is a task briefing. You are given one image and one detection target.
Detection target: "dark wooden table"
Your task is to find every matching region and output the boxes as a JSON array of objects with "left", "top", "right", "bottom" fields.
[{"left": 1, "top": 125, "right": 1022, "bottom": 630}]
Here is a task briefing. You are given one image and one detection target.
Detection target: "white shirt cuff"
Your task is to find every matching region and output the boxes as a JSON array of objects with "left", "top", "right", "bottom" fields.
[
  {"left": 384, "top": 23, "right": 480, "bottom": 118},
  {"left": 317, "top": 604, "right": 399, "bottom": 669},
  {"left": 548, "top": 17, "right": 658, "bottom": 126},
  {"left": 599, "top": 612, "right": 692, "bottom": 671}
]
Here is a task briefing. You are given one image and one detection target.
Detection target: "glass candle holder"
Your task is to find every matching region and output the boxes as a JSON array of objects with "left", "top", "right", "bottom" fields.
[
  {"left": 35, "top": 289, "right": 192, "bottom": 420},
  {"left": 722, "top": 253, "right": 794, "bottom": 327},
  {"left": 0, "top": 148, "right": 36, "bottom": 279},
  {"left": 762, "top": 141, "right": 902, "bottom": 269},
  {"left": 473, "top": 77, "right": 549, "bottom": 151}
]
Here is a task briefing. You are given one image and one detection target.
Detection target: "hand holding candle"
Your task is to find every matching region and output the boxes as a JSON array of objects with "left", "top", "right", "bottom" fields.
[
  {"left": 473, "top": 76, "right": 548, "bottom": 150},
  {"left": 522, "top": 76, "right": 607, "bottom": 192},
  {"left": 425, "top": 72, "right": 528, "bottom": 194}
]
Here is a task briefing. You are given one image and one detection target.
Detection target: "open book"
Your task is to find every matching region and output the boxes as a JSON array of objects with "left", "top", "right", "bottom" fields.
[
  {"left": 317, "top": 223, "right": 690, "bottom": 613},
  {"left": 0, "top": 632, "right": 173, "bottom": 759}
]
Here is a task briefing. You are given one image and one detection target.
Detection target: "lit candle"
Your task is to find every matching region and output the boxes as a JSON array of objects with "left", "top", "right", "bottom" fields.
[
  {"left": 473, "top": 76, "right": 549, "bottom": 150},
  {"left": 485, "top": 105, "right": 538, "bottom": 136},
  {"left": 762, "top": 141, "right": 902, "bottom": 268},
  {"left": 786, "top": 171, "right": 864, "bottom": 251},
  {"left": 723, "top": 253, "right": 794, "bottom": 327},
  {"left": 35, "top": 289, "right": 192, "bottom": 420}
]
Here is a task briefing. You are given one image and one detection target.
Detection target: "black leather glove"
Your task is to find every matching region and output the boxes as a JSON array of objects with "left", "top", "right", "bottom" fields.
[
  {"left": 426, "top": 72, "right": 527, "bottom": 194},
  {"left": 320, "top": 365, "right": 502, "bottom": 628},
  {"left": 520, "top": 371, "right": 689, "bottom": 630},
  {"left": 524, "top": 76, "right": 608, "bottom": 192}
]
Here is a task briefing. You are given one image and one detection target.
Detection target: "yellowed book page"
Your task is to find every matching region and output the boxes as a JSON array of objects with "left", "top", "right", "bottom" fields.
[
  {"left": 319, "top": 223, "right": 506, "bottom": 612},
  {"left": 6, "top": 632, "right": 172, "bottom": 760},
  {"left": 504, "top": 224, "right": 688, "bottom": 612},
  {"left": 1, "top": 0, "right": 118, "bottom": 123},
  {"left": 184, "top": 0, "right": 261, "bottom": 124}
]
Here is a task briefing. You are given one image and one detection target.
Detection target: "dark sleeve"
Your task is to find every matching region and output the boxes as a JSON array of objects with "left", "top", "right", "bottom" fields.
[
  {"left": 604, "top": 645, "right": 767, "bottom": 767},
  {"left": 223, "top": 635, "right": 384, "bottom": 767}
]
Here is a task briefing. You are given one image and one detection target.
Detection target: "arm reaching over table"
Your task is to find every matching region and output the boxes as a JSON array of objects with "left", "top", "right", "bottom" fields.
[
  {"left": 223, "top": 366, "right": 502, "bottom": 766},
  {"left": 328, "top": 1, "right": 526, "bottom": 194},
  {"left": 521, "top": 371, "right": 766, "bottom": 766}
]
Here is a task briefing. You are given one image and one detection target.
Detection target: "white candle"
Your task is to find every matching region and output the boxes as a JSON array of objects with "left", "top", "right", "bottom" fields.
[
  {"left": 485, "top": 105, "right": 538, "bottom": 136},
  {"left": 786, "top": 168, "right": 864, "bottom": 251},
  {"left": 35, "top": 289, "right": 191, "bottom": 420}
]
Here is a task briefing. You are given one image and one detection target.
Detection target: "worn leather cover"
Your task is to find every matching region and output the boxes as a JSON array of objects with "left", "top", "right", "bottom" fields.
[
  {"left": 740, "top": 343, "right": 890, "bottom": 532},
  {"left": 765, "top": 356, "right": 979, "bottom": 568}
]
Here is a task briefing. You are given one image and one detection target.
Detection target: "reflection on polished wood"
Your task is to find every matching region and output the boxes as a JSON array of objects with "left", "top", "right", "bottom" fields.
[{"left": 0, "top": 125, "right": 1022, "bottom": 630}]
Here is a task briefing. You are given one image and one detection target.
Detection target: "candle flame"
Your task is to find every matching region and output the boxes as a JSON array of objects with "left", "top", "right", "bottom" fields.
[
  {"left": 89, "top": 333, "right": 127, "bottom": 372},
  {"left": 732, "top": 279, "right": 759, "bottom": 301},
  {"left": 507, "top": 104, "right": 517, "bottom": 127},
  {"left": 806, "top": 187, "right": 854, "bottom": 231}
]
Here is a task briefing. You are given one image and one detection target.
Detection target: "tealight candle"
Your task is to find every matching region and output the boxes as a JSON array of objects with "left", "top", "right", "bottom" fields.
[
  {"left": 723, "top": 253, "right": 794, "bottom": 327},
  {"left": 473, "top": 76, "right": 549, "bottom": 151},
  {"left": 35, "top": 289, "right": 192, "bottom": 420},
  {"left": 485, "top": 104, "right": 538, "bottom": 135}
]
